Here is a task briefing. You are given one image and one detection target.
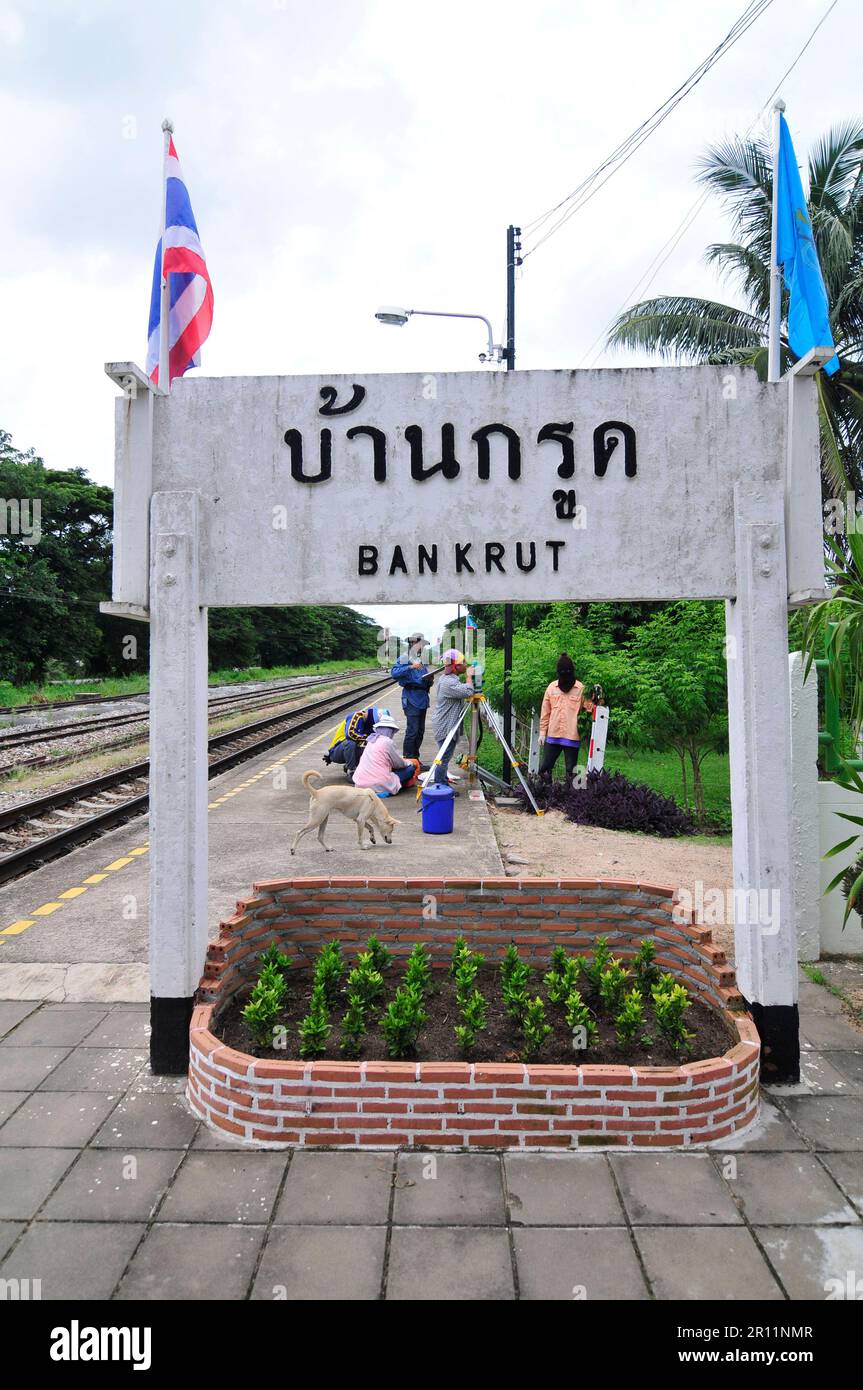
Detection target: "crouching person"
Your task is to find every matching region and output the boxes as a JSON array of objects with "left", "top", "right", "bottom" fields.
[
  {"left": 323, "top": 705, "right": 385, "bottom": 776},
  {"left": 353, "top": 714, "right": 419, "bottom": 797}
]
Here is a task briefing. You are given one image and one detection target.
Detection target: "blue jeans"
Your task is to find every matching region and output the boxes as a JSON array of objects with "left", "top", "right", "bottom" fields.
[{"left": 403, "top": 706, "right": 426, "bottom": 759}]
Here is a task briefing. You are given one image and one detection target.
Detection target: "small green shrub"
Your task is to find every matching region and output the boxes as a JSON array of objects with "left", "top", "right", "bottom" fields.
[
  {"left": 454, "top": 948, "right": 485, "bottom": 1008},
  {"left": 652, "top": 981, "right": 693, "bottom": 1051},
  {"left": 500, "top": 943, "right": 521, "bottom": 986},
  {"left": 241, "top": 957, "right": 287, "bottom": 1047},
  {"left": 345, "top": 961, "right": 384, "bottom": 1009},
  {"left": 380, "top": 985, "right": 427, "bottom": 1058},
  {"left": 451, "top": 936, "right": 470, "bottom": 975},
  {"left": 583, "top": 937, "right": 611, "bottom": 994},
  {"left": 365, "top": 934, "right": 392, "bottom": 973},
  {"left": 404, "top": 943, "right": 432, "bottom": 997},
  {"left": 544, "top": 953, "right": 582, "bottom": 1005},
  {"left": 633, "top": 939, "right": 660, "bottom": 995},
  {"left": 502, "top": 957, "right": 531, "bottom": 1024},
  {"left": 455, "top": 988, "right": 487, "bottom": 1055},
  {"left": 599, "top": 959, "right": 631, "bottom": 1015},
  {"left": 259, "top": 943, "right": 292, "bottom": 978},
  {"left": 313, "top": 942, "right": 345, "bottom": 1007},
  {"left": 564, "top": 988, "right": 598, "bottom": 1051},
  {"left": 299, "top": 981, "right": 331, "bottom": 1058},
  {"left": 615, "top": 988, "right": 644, "bottom": 1047},
  {"left": 522, "top": 997, "right": 553, "bottom": 1061},
  {"left": 340, "top": 991, "right": 367, "bottom": 1058}
]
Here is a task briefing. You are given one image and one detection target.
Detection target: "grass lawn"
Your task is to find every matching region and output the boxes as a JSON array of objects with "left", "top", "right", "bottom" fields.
[
  {"left": 475, "top": 733, "right": 731, "bottom": 833},
  {"left": 0, "top": 659, "right": 380, "bottom": 709}
]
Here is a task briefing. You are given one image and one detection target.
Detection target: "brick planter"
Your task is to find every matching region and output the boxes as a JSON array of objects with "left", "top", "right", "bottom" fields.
[{"left": 188, "top": 876, "right": 760, "bottom": 1150}]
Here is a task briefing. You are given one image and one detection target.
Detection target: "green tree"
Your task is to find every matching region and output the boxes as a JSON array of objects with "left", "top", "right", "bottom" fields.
[
  {"left": 614, "top": 602, "right": 728, "bottom": 823},
  {"left": 607, "top": 123, "right": 863, "bottom": 496}
]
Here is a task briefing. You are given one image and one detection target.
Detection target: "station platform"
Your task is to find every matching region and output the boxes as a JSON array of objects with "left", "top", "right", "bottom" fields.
[{"left": 0, "top": 685, "right": 502, "bottom": 1001}]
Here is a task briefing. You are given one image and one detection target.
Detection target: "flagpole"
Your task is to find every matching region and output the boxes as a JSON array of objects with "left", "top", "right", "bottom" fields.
[
  {"left": 767, "top": 98, "right": 785, "bottom": 384},
  {"left": 159, "top": 117, "right": 173, "bottom": 393}
]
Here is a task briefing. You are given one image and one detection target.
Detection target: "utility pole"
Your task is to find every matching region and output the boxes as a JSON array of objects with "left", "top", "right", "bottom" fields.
[{"left": 501, "top": 224, "right": 521, "bottom": 786}]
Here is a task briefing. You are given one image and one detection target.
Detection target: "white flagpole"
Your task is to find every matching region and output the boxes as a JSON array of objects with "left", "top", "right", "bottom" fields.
[
  {"left": 158, "top": 117, "right": 173, "bottom": 393},
  {"left": 767, "top": 98, "right": 785, "bottom": 384}
]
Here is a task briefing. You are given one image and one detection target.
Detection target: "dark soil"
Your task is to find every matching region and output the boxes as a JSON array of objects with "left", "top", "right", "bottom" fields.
[{"left": 216, "top": 963, "right": 737, "bottom": 1067}]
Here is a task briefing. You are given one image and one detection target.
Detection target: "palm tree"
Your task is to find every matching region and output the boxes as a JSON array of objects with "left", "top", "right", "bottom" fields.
[{"left": 607, "top": 122, "right": 863, "bottom": 496}]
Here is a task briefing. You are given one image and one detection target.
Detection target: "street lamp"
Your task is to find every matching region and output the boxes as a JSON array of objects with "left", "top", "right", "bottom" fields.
[{"left": 374, "top": 306, "right": 505, "bottom": 365}]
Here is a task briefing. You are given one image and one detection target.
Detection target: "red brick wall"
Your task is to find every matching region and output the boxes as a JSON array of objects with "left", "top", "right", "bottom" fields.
[{"left": 188, "top": 876, "right": 760, "bottom": 1150}]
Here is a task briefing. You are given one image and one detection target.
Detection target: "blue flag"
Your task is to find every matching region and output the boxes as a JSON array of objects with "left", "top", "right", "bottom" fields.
[{"left": 775, "top": 113, "right": 839, "bottom": 375}]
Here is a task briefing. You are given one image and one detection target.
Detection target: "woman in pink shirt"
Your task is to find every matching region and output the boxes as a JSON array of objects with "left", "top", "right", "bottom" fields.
[
  {"left": 539, "top": 652, "right": 595, "bottom": 788},
  {"left": 353, "top": 715, "right": 418, "bottom": 796}
]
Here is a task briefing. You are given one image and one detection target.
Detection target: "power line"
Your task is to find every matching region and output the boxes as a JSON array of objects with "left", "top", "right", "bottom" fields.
[
  {"left": 579, "top": 0, "right": 842, "bottom": 367},
  {"left": 521, "top": 0, "right": 774, "bottom": 259}
]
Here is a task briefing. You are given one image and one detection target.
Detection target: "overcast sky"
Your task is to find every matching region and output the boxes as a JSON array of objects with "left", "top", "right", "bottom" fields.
[{"left": 1, "top": 0, "right": 856, "bottom": 641}]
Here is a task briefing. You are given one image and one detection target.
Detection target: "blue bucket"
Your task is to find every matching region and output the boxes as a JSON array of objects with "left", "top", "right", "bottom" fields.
[{"left": 420, "top": 783, "right": 455, "bottom": 834}]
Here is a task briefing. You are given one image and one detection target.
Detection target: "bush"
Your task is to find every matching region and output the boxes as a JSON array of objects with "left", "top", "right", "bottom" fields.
[
  {"left": 299, "top": 981, "right": 331, "bottom": 1058},
  {"left": 520, "top": 768, "right": 694, "bottom": 837},
  {"left": 565, "top": 988, "right": 598, "bottom": 1051},
  {"left": 380, "top": 985, "right": 427, "bottom": 1058},
  {"left": 522, "top": 997, "right": 552, "bottom": 1061},
  {"left": 651, "top": 981, "right": 693, "bottom": 1051},
  {"left": 340, "top": 992, "right": 367, "bottom": 1058},
  {"left": 455, "top": 988, "right": 487, "bottom": 1055},
  {"left": 313, "top": 942, "right": 345, "bottom": 1007}
]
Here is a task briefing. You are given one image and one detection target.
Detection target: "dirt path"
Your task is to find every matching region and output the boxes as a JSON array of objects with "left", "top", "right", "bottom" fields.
[{"left": 489, "top": 805, "right": 735, "bottom": 960}]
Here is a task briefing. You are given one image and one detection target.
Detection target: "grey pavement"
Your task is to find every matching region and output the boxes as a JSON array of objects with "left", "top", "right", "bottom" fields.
[
  {"left": 0, "top": 679, "right": 502, "bottom": 998},
  {"left": 0, "top": 976, "right": 861, "bottom": 1300}
]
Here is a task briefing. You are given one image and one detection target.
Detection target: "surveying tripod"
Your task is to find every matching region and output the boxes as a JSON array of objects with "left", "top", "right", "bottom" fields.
[{"left": 417, "top": 692, "right": 543, "bottom": 816}]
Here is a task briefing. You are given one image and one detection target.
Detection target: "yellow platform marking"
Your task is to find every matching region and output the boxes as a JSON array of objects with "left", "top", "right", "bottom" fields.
[
  {"left": 83, "top": 873, "right": 109, "bottom": 884},
  {"left": 103, "top": 857, "right": 134, "bottom": 871},
  {"left": 0, "top": 919, "right": 36, "bottom": 936},
  {"left": 58, "top": 887, "right": 88, "bottom": 900},
  {"left": 32, "top": 902, "right": 62, "bottom": 916}
]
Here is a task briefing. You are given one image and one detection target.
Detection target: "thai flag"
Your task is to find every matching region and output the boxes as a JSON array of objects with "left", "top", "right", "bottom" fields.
[{"left": 146, "top": 133, "right": 213, "bottom": 388}]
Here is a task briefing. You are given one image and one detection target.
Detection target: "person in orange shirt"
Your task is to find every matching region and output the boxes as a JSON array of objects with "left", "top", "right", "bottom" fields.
[{"left": 538, "top": 652, "right": 595, "bottom": 787}]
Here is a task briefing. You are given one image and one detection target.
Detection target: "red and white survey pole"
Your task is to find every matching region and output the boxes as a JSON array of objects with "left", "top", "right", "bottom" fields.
[{"left": 586, "top": 701, "right": 609, "bottom": 773}]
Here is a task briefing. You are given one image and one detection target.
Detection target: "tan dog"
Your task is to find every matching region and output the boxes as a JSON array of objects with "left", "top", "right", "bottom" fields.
[{"left": 290, "top": 770, "right": 401, "bottom": 854}]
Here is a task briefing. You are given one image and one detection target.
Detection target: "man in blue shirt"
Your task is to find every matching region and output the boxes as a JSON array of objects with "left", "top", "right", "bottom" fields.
[{"left": 391, "top": 633, "right": 434, "bottom": 760}]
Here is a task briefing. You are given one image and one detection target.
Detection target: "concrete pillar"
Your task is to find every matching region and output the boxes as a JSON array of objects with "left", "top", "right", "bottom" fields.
[
  {"left": 149, "top": 491, "right": 209, "bottom": 1073},
  {"left": 725, "top": 481, "right": 799, "bottom": 1082},
  {"left": 789, "top": 651, "right": 821, "bottom": 962}
]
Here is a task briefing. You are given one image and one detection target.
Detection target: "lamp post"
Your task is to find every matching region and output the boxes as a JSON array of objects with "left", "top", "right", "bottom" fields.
[{"left": 374, "top": 306, "right": 505, "bottom": 365}]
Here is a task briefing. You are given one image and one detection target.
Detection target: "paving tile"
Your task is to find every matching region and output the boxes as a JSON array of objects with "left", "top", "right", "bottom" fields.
[
  {"left": 115, "top": 1223, "right": 265, "bottom": 1300},
  {"left": 514, "top": 1227, "right": 647, "bottom": 1300},
  {"left": 505, "top": 1153, "right": 623, "bottom": 1225},
  {"left": 0, "top": 1092, "right": 27, "bottom": 1126},
  {"left": 40, "top": 1149, "right": 184, "bottom": 1222},
  {"left": 38, "top": 1047, "right": 147, "bottom": 1093},
  {"left": 0, "top": 1220, "right": 144, "bottom": 1300},
  {"left": 797, "top": 980, "right": 845, "bottom": 1015},
  {"left": 387, "top": 1226, "right": 514, "bottom": 1300},
  {"left": 0, "top": 1046, "right": 71, "bottom": 1090},
  {"left": 781, "top": 1096, "right": 863, "bottom": 1151},
  {"left": 252, "top": 1225, "right": 386, "bottom": 1300},
  {"left": 0, "top": 1001, "right": 40, "bottom": 1037},
  {"left": 0, "top": 1222, "right": 24, "bottom": 1262},
  {"left": 610, "top": 1154, "right": 742, "bottom": 1225},
  {"left": 711, "top": 1097, "right": 806, "bottom": 1151},
  {"left": 91, "top": 1091, "right": 199, "bottom": 1150},
  {"left": 0, "top": 1148, "right": 76, "bottom": 1219},
  {"left": 819, "top": 1154, "right": 863, "bottom": 1215},
  {"left": 80, "top": 1011, "right": 150, "bottom": 1048},
  {"left": 799, "top": 1050, "right": 863, "bottom": 1095},
  {"left": 157, "top": 1151, "right": 288, "bottom": 1223},
  {"left": 829, "top": 1052, "right": 863, "bottom": 1086},
  {"left": 191, "top": 1122, "right": 249, "bottom": 1150},
  {"left": 0, "top": 1091, "right": 117, "bottom": 1148},
  {"left": 3, "top": 1006, "right": 107, "bottom": 1048},
  {"left": 800, "top": 1013, "right": 863, "bottom": 1050},
  {"left": 392, "top": 1153, "right": 505, "bottom": 1226},
  {"left": 757, "top": 1226, "right": 863, "bottom": 1300},
  {"left": 275, "top": 1151, "right": 392, "bottom": 1225},
  {"left": 635, "top": 1226, "right": 783, "bottom": 1300},
  {"left": 726, "top": 1152, "right": 856, "bottom": 1225}
]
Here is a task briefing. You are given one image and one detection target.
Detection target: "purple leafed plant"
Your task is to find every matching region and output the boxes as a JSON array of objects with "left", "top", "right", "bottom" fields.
[{"left": 520, "top": 769, "right": 693, "bottom": 838}]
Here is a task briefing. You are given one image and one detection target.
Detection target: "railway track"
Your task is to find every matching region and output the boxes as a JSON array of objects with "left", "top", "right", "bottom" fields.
[
  {"left": 0, "top": 669, "right": 379, "bottom": 768},
  {"left": 0, "top": 671, "right": 395, "bottom": 885}
]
